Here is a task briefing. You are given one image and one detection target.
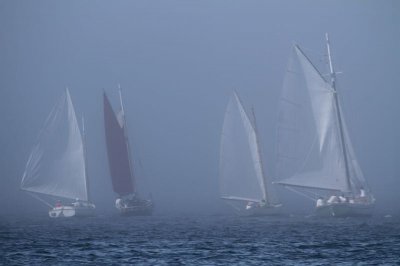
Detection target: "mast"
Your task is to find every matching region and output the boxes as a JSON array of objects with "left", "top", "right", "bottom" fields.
[
  {"left": 251, "top": 107, "right": 270, "bottom": 204},
  {"left": 325, "top": 33, "right": 352, "bottom": 193},
  {"left": 82, "top": 115, "right": 90, "bottom": 201},
  {"left": 118, "top": 84, "right": 136, "bottom": 194}
]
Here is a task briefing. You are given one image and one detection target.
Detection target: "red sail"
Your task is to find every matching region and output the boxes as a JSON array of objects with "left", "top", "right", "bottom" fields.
[{"left": 103, "top": 93, "right": 134, "bottom": 195}]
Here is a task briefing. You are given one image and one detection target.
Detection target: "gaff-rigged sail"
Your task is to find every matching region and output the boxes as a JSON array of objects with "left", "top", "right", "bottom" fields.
[
  {"left": 21, "top": 89, "right": 88, "bottom": 201},
  {"left": 276, "top": 44, "right": 368, "bottom": 194},
  {"left": 103, "top": 93, "right": 134, "bottom": 196},
  {"left": 220, "top": 92, "right": 275, "bottom": 204}
]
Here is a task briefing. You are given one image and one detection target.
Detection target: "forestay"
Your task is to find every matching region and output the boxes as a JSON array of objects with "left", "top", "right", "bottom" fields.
[
  {"left": 340, "top": 104, "right": 370, "bottom": 193},
  {"left": 21, "top": 89, "right": 88, "bottom": 201}
]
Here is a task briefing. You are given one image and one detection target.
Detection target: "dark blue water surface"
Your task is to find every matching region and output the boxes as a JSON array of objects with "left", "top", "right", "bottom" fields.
[{"left": 1, "top": 214, "right": 399, "bottom": 265}]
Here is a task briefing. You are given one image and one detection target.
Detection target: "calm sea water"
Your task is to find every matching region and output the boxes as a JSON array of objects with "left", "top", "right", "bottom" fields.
[{"left": 1, "top": 214, "right": 399, "bottom": 265}]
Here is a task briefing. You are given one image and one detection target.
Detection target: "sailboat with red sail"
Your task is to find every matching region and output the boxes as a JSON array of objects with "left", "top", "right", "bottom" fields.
[{"left": 103, "top": 87, "right": 153, "bottom": 216}]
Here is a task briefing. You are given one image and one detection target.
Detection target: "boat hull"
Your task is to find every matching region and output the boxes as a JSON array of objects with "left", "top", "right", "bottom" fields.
[
  {"left": 239, "top": 205, "right": 282, "bottom": 217},
  {"left": 49, "top": 205, "right": 96, "bottom": 218},
  {"left": 316, "top": 203, "right": 374, "bottom": 218},
  {"left": 118, "top": 201, "right": 154, "bottom": 216}
]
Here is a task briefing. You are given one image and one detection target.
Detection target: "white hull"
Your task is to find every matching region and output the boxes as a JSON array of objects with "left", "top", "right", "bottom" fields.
[
  {"left": 316, "top": 202, "right": 374, "bottom": 218},
  {"left": 238, "top": 204, "right": 283, "bottom": 217},
  {"left": 49, "top": 204, "right": 96, "bottom": 218}
]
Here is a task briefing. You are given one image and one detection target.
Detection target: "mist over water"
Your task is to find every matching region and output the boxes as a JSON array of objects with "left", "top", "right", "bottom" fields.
[{"left": 0, "top": 0, "right": 399, "bottom": 264}]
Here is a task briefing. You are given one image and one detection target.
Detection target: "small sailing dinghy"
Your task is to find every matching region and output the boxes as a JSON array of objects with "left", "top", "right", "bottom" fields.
[
  {"left": 103, "top": 87, "right": 153, "bottom": 216},
  {"left": 275, "top": 34, "right": 375, "bottom": 217},
  {"left": 219, "top": 92, "right": 282, "bottom": 216},
  {"left": 21, "top": 89, "right": 95, "bottom": 218}
]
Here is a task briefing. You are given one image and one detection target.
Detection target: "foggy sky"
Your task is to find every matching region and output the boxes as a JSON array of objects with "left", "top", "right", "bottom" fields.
[{"left": 0, "top": 0, "right": 399, "bottom": 216}]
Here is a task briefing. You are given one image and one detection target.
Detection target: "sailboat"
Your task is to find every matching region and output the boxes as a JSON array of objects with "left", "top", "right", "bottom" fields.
[
  {"left": 275, "top": 34, "right": 375, "bottom": 217},
  {"left": 219, "top": 92, "right": 282, "bottom": 216},
  {"left": 103, "top": 87, "right": 153, "bottom": 216},
  {"left": 21, "top": 88, "right": 95, "bottom": 218}
]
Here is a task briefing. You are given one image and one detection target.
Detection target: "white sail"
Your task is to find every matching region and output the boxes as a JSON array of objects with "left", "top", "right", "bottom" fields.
[
  {"left": 340, "top": 102, "right": 370, "bottom": 193},
  {"left": 21, "top": 89, "right": 88, "bottom": 201},
  {"left": 276, "top": 45, "right": 350, "bottom": 192},
  {"left": 219, "top": 92, "right": 267, "bottom": 202}
]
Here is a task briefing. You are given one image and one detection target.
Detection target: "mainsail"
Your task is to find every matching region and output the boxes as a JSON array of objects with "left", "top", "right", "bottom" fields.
[
  {"left": 103, "top": 93, "right": 134, "bottom": 196},
  {"left": 220, "top": 92, "right": 275, "bottom": 204},
  {"left": 21, "top": 89, "right": 88, "bottom": 201},
  {"left": 276, "top": 44, "right": 368, "bottom": 194}
]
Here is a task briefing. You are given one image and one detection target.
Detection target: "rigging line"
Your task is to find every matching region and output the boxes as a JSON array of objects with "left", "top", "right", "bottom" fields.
[
  {"left": 308, "top": 189, "right": 324, "bottom": 199},
  {"left": 326, "top": 34, "right": 352, "bottom": 193},
  {"left": 27, "top": 192, "right": 53, "bottom": 208},
  {"left": 301, "top": 46, "right": 325, "bottom": 58},
  {"left": 337, "top": 99, "right": 366, "bottom": 189},
  {"left": 285, "top": 186, "right": 316, "bottom": 202},
  {"left": 33, "top": 90, "right": 66, "bottom": 149},
  {"left": 295, "top": 45, "right": 328, "bottom": 84},
  {"left": 295, "top": 132, "right": 318, "bottom": 176},
  {"left": 81, "top": 115, "right": 90, "bottom": 202},
  {"left": 226, "top": 200, "right": 242, "bottom": 212},
  {"left": 280, "top": 97, "right": 302, "bottom": 108},
  {"left": 250, "top": 107, "right": 269, "bottom": 203}
]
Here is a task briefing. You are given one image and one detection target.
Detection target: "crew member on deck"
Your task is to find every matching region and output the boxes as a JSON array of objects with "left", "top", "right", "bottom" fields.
[
  {"left": 246, "top": 201, "right": 255, "bottom": 210},
  {"left": 316, "top": 197, "right": 325, "bottom": 207},
  {"left": 327, "top": 195, "right": 339, "bottom": 204},
  {"left": 339, "top": 194, "right": 346, "bottom": 203},
  {"left": 115, "top": 198, "right": 123, "bottom": 209},
  {"left": 360, "top": 187, "right": 366, "bottom": 197},
  {"left": 72, "top": 198, "right": 81, "bottom": 207}
]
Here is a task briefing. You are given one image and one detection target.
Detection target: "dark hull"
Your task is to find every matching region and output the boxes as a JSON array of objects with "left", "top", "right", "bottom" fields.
[{"left": 118, "top": 202, "right": 154, "bottom": 216}]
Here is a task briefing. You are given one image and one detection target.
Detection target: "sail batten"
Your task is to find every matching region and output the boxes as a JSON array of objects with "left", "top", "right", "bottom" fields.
[
  {"left": 103, "top": 93, "right": 134, "bottom": 196},
  {"left": 21, "top": 89, "right": 88, "bottom": 201}
]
